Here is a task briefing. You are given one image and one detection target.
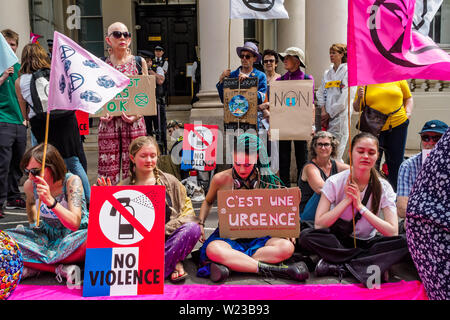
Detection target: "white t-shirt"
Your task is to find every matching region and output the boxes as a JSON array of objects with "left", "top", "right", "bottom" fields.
[
  {"left": 321, "top": 169, "right": 397, "bottom": 240},
  {"left": 19, "top": 74, "right": 37, "bottom": 118}
]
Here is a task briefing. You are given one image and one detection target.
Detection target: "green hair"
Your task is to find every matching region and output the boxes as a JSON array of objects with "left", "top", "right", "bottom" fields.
[{"left": 235, "top": 133, "right": 284, "bottom": 189}]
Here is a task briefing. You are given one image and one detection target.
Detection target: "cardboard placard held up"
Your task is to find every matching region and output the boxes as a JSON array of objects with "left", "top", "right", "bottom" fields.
[
  {"left": 223, "top": 77, "right": 258, "bottom": 125},
  {"left": 218, "top": 187, "right": 301, "bottom": 239},
  {"left": 269, "top": 80, "right": 314, "bottom": 141},
  {"left": 91, "top": 75, "right": 157, "bottom": 117}
]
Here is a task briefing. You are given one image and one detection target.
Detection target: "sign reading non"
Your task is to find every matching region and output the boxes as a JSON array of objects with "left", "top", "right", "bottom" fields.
[
  {"left": 218, "top": 187, "right": 301, "bottom": 238},
  {"left": 83, "top": 185, "right": 165, "bottom": 297},
  {"left": 92, "top": 75, "right": 157, "bottom": 117},
  {"left": 269, "top": 80, "right": 314, "bottom": 141}
]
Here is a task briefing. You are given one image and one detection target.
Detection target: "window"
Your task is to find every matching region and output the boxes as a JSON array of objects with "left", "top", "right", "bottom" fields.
[
  {"left": 429, "top": 0, "right": 450, "bottom": 46},
  {"left": 244, "top": 19, "right": 256, "bottom": 43},
  {"left": 77, "top": 0, "right": 104, "bottom": 57}
]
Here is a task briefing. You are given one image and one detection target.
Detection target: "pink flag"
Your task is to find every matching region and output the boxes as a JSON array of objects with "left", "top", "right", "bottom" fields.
[
  {"left": 30, "top": 32, "right": 42, "bottom": 44},
  {"left": 347, "top": 0, "right": 450, "bottom": 86},
  {"left": 48, "top": 31, "right": 130, "bottom": 114}
]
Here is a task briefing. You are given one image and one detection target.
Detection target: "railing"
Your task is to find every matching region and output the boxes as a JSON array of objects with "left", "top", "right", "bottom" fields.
[{"left": 409, "top": 79, "right": 450, "bottom": 92}]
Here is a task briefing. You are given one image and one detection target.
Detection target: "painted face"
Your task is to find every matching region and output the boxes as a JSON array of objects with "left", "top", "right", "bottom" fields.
[
  {"left": 263, "top": 54, "right": 277, "bottom": 73},
  {"left": 283, "top": 55, "right": 300, "bottom": 72},
  {"left": 25, "top": 157, "right": 52, "bottom": 184},
  {"left": 130, "top": 144, "right": 158, "bottom": 174},
  {"left": 329, "top": 49, "right": 344, "bottom": 64},
  {"left": 420, "top": 132, "right": 442, "bottom": 150},
  {"left": 352, "top": 138, "right": 379, "bottom": 170},
  {"left": 240, "top": 50, "right": 256, "bottom": 69},
  {"left": 314, "top": 137, "right": 333, "bottom": 158},
  {"left": 106, "top": 25, "right": 131, "bottom": 50},
  {"left": 233, "top": 151, "right": 257, "bottom": 179}
]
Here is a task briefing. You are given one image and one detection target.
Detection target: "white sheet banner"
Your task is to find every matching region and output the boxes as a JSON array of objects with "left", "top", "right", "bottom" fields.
[
  {"left": 413, "top": 0, "right": 443, "bottom": 36},
  {"left": 230, "top": 0, "right": 289, "bottom": 19}
]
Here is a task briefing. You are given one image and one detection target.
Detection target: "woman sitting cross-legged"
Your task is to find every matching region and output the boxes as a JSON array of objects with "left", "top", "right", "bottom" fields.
[
  {"left": 298, "top": 132, "right": 409, "bottom": 286},
  {"left": 98, "top": 136, "right": 201, "bottom": 282},
  {"left": 298, "top": 131, "right": 349, "bottom": 222},
  {"left": 196, "top": 133, "right": 309, "bottom": 283},
  {"left": 6, "top": 143, "right": 89, "bottom": 285}
]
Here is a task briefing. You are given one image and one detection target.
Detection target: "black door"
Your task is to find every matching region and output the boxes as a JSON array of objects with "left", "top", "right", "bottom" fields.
[{"left": 136, "top": 4, "right": 197, "bottom": 102}]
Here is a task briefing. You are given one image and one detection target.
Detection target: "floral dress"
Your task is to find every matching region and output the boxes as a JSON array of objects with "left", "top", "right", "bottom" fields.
[
  {"left": 406, "top": 128, "right": 450, "bottom": 300},
  {"left": 6, "top": 173, "right": 89, "bottom": 265},
  {"left": 97, "top": 56, "right": 147, "bottom": 185}
]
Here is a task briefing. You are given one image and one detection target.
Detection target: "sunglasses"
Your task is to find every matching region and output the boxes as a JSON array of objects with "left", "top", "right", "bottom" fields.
[
  {"left": 240, "top": 54, "right": 253, "bottom": 60},
  {"left": 316, "top": 142, "right": 331, "bottom": 148},
  {"left": 421, "top": 134, "right": 441, "bottom": 142},
  {"left": 263, "top": 59, "right": 276, "bottom": 64},
  {"left": 109, "top": 31, "right": 132, "bottom": 39},
  {"left": 24, "top": 167, "right": 42, "bottom": 177}
]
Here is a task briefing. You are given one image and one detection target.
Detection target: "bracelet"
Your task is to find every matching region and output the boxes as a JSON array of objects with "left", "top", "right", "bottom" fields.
[
  {"left": 47, "top": 198, "right": 58, "bottom": 209},
  {"left": 359, "top": 205, "right": 369, "bottom": 216},
  {"left": 198, "top": 221, "right": 205, "bottom": 226}
]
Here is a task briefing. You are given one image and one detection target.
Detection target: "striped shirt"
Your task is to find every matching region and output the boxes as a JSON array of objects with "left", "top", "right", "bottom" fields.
[{"left": 397, "top": 153, "right": 422, "bottom": 197}]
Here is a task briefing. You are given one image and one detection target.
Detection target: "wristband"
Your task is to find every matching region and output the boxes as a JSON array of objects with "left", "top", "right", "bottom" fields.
[
  {"left": 29, "top": 222, "right": 37, "bottom": 228},
  {"left": 359, "top": 205, "right": 368, "bottom": 216},
  {"left": 198, "top": 221, "right": 205, "bottom": 226},
  {"left": 47, "top": 198, "right": 58, "bottom": 209}
]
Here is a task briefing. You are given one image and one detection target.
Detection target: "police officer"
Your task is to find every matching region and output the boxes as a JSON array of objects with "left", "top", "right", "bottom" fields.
[{"left": 138, "top": 49, "right": 168, "bottom": 154}]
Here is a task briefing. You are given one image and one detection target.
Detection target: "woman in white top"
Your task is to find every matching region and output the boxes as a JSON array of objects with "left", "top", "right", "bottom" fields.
[
  {"left": 298, "top": 132, "right": 409, "bottom": 286},
  {"left": 316, "top": 44, "right": 356, "bottom": 161}
]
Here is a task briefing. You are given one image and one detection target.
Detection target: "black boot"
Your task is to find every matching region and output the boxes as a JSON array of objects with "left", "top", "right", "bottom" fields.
[
  {"left": 257, "top": 261, "right": 309, "bottom": 282},
  {"left": 210, "top": 262, "right": 230, "bottom": 283},
  {"left": 315, "top": 259, "right": 350, "bottom": 279}
]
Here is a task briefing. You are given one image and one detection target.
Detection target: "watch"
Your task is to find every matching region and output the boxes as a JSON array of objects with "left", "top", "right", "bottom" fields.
[{"left": 47, "top": 198, "right": 58, "bottom": 209}]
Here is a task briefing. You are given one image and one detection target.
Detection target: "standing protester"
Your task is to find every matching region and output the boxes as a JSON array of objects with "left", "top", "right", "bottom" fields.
[
  {"left": 250, "top": 40, "right": 264, "bottom": 73},
  {"left": 276, "top": 47, "right": 314, "bottom": 187},
  {"left": 216, "top": 41, "right": 267, "bottom": 131},
  {"left": 316, "top": 44, "right": 356, "bottom": 162},
  {"left": 299, "top": 133, "right": 409, "bottom": 286},
  {"left": 262, "top": 49, "right": 281, "bottom": 85},
  {"left": 0, "top": 29, "right": 27, "bottom": 216},
  {"left": 396, "top": 120, "right": 448, "bottom": 227},
  {"left": 406, "top": 127, "right": 450, "bottom": 300},
  {"left": 46, "top": 39, "right": 53, "bottom": 60},
  {"left": 98, "top": 22, "right": 148, "bottom": 185},
  {"left": 353, "top": 81, "right": 414, "bottom": 192}
]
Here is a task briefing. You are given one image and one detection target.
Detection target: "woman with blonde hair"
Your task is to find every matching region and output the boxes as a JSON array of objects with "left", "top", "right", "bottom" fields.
[
  {"left": 98, "top": 22, "right": 148, "bottom": 185},
  {"left": 317, "top": 43, "right": 356, "bottom": 161},
  {"left": 98, "top": 136, "right": 201, "bottom": 282},
  {"left": 15, "top": 43, "right": 90, "bottom": 204}
]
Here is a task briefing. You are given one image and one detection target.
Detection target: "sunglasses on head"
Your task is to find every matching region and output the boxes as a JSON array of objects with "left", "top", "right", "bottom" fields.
[
  {"left": 24, "top": 168, "right": 42, "bottom": 177},
  {"left": 421, "top": 134, "right": 441, "bottom": 142},
  {"left": 109, "top": 31, "right": 132, "bottom": 39},
  {"left": 240, "top": 54, "right": 253, "bottom": 60},
  {"left": 263, "top": 59, "right": 275, "bottom": 64}
]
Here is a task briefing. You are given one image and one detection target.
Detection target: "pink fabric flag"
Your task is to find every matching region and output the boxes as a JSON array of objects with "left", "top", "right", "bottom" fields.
[
  {"left": 29, "top": 32, "right": 42, "bottom": 44},
  {"left": 347, "top": 0, "right": 450, "bottom": 86},
  {"left": 47, "top": 31, "right": 130, "bottom": 114}
]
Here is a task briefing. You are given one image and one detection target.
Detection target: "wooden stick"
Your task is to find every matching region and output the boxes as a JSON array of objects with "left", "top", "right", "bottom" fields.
[
  {"left": 36, "top": 111, "right": 50, "bottom": 227},
  {"left": 347, "top": 86, "right": 357, "bottom": 248},
  {"left": 228, "top": 18, "right": 231, "bottom": 70}
]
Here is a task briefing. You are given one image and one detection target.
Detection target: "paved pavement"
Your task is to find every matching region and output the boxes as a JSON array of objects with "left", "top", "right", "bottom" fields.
[{"left": 0, "top": 147, "right": 420, "bottom": 289}]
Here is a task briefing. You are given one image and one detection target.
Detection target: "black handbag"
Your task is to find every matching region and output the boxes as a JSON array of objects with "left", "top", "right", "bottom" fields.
[{"left": 356, "top": 86, "right": 402, "bottom": 137}]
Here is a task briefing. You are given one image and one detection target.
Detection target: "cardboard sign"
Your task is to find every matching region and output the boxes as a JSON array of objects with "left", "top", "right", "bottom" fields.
[
  {"left": 91, "top": 75, "right": 157, "bottom": 117},
  {"left": 75, "top": 110, "right": 89, "bottom": 135},
  {"left": 223, "top": 77, "right": 258, "bottom": 125},
  {"left": 218, "top": 187, "right": 301, "bottom": 239},
  {"left": 269, "top": 80, "right": 314, "bottom": 141},
  {"left": 83, "top": 185, "right": 165, "bottom": 297},
  {"left": 181, "top": 124, "right": 218, "bottom": 172}
]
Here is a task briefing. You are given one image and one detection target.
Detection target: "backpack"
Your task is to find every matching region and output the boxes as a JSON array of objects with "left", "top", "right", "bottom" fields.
[{"left": 29, "top": 68, "right": 72, "bottom": 121}]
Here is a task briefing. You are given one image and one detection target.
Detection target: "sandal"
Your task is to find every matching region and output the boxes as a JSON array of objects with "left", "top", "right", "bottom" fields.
[{"left": 170, "top": 270, "right": 188, "bottom": 282}]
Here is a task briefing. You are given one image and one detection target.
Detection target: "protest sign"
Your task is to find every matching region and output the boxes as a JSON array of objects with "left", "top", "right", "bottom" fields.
[
  {"left": 223, "top": 77, "right": 258, "bottom": 126},
  {"left": 269, "top": 80, "right": 314, "bottom": 141},
  {"left": 218, "top": 187, "right": 301, "bottom": 238},
  {"left": 75, "top": 110, "right": 89, "bottom": 135},
  {"left": 83, "top": 185, "right": 165, "bottom": 297},
  {"left": 181, "top": 123, "right": 218, "bottom": 171},
  {"left": 92, "top": 75, "right": 157, "bottom": 117}
]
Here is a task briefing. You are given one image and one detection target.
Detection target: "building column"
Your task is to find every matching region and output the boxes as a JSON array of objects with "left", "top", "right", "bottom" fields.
[
  {"left": 0, "top": 0, "right": 31, "bottom": 60},
  {"left": 305, "top": 0, "right": 348, "bottom": 83},
  {"left": 191, "top": 0, "right": 243, "bottom": 127}
]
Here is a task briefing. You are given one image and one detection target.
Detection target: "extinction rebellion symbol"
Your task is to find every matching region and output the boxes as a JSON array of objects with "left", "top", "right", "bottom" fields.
[
  {"left": 243, "top": 0, "right": 275, "bottom": 12},
  {"left": 368, "top": 0, "right": 440, "bottom": 68}
]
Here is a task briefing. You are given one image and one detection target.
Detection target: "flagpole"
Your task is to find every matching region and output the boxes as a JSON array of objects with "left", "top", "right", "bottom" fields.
[
  {"left": 228, "top": 18, "right": 231, "bottom": 70},
  {"left": 36, "top": 111, "right": 50, "bottom": 227},
  {"left": 347, "top": 86, "right": 356, "bottom": 249}
]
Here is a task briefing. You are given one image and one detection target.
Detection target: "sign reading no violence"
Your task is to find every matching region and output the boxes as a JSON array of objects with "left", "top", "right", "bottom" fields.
[
  {"left": 218, "top": 187, "right": 301, "bottom": 239},
  {"left": 92, "top": 75, "right": 157, "bottom": 117}
]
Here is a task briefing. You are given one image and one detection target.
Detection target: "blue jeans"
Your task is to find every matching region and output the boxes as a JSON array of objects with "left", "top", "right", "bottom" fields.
[{"left": 64, "top": 156, "right": 91, "bottom": 203}]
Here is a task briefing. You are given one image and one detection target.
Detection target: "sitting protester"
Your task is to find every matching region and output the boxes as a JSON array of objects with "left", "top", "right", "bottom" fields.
[
  {"left": 298, "top": 132, "right": 409, "bottom": 286},
  {"left": 197, "top": 133, "right": 309, "bottom": 283},
  {"left": 7, "top": 143, "right": 89, "bottom": 285},
  {"left": 298, "top": 131, "right": 349, "bottom": 221},
  {"left": 98, "top": 136, "right": 201, "bottom": 282},
  {"left": 397, "top": 120, "right": 448, "bottom": 231}
]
